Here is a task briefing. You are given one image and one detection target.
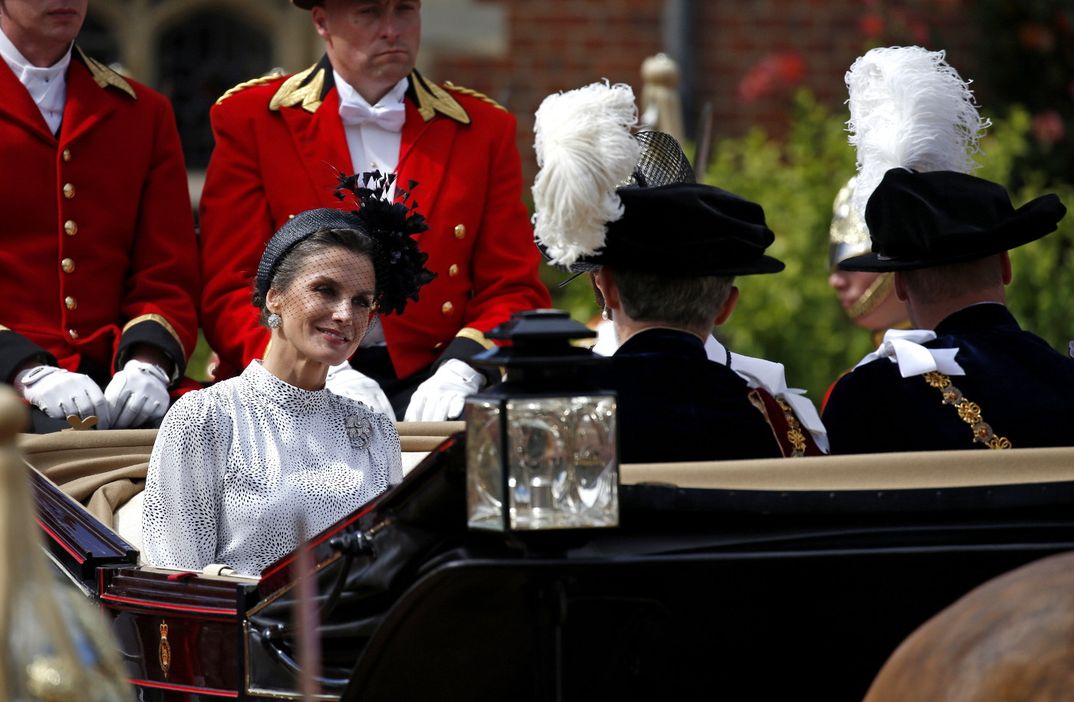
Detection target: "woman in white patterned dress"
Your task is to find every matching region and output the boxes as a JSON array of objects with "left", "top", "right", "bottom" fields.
[{"left": 142, "top": 174, "right": 434, "bottom": 576}]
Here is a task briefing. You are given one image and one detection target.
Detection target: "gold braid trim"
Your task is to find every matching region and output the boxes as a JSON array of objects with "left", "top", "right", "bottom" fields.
[
  {"left": 922, "top": 372, "right": 1012, "bottom": 449},
  {"left": 443, "top": 81, "right": 507, "bottom": 112},
  {"left": 122, "top": 314, "right": 186, "bottom": 358},
  {"left": 269, "top": 63, "right": 326, "bottom": 114},
  {"left": 216, "top": 70, "right": 285, "bottom": 105},
  {"left": 455, "top": 327, "right": 496, "bottom": 351}
]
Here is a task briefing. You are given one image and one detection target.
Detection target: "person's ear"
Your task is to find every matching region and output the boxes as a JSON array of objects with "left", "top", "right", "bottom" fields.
[
  {"left": 714, "top": 286, "right": 739, "bottom": 325},
  {"left": 265, "top": 287, "right": 280, "bottom": 315},
  {"left": 593, "top": 268, "right": 620, "bottom": 311},
  {"left": 311, "top": 6, "right": 330, "bottom": 40},
  {"left": 1000, "top": 251, "right": 1012, "bottom": 286},
  {"left": 893, "top": 271, "right": 909, "bottom": 302}
]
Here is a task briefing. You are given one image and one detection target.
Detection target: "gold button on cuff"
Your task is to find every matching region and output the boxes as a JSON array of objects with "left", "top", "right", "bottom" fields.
[
  {"left": 64, "top": 296, "right": 77, "bottom": 310},
  {"left": 454, "top": 224, "right": 466, "bottom": 240},
  {"left": 62, "top": 148, "right": 72, "bottom": 162},
  {"left": 62, "top": 183, "right": 75, "bottom": 199},
  {"left": 61, "top": 258, "right": 75, "bottom": 274},
  {"left": 64, "top": 220, "right": 78, "bottom": 236},
  {"left": 441, "top": 301, "right": 454, "bottom": 316},
  {"left": 448, "top": 264, "right": 459, "bottom": 277},
  {"left": 68, "top": 329, "right": 79, "bottom": 339}
]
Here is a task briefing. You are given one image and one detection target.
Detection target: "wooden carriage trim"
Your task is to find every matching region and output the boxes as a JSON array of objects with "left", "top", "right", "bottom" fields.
[
  {"left": 100, "top": 592, "right": 238, "bottom": 617},
  {"left": 129, "top": 678, "right": 239, "bottom": 698},
  {"left": 36, "top": 516, "right": 87, "bottom": 564}
]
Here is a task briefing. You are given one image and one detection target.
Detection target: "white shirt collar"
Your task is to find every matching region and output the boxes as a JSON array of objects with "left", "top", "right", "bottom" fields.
[
  {"left": 334, "top": 71, "right": 408, "bottom": 116},
  {"left": 0, "top": 26, "right": 72, "bottom": 86}
]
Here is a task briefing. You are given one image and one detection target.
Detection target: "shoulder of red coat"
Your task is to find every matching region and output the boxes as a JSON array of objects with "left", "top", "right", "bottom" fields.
[{"left": 215, "top": 69, "right": 289, "bottom": 106}]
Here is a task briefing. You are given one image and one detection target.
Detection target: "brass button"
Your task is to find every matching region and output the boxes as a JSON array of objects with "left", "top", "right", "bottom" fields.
[
  {"left": 448, "top": 264, "right": 459, "bottom": 277},
  {"left": 62, "top": 183, "right": 75, "bottom": 199},
  {"left": 62, "top": 148, "right": 72, "bottom": 162},
  {"left": 68, "top": 328, "right": 79, "bottom": 339},
  {"left": 288, "top": 214, "right": 296, "bottom": 220},
  {"left": 441, "top": 301, "right": 454, "bottom": 316},
  {"left": 64, "top": 296, "right": 77, "bottom": 310},
  {"left": 454, "top": 224, "right": 466, "bottom": 240},
  {"left": 64, "top": 220, "right": 78, "bottom": 236},
  {"left": 61, "top": 258, "right": 75, "bottom": 274}
]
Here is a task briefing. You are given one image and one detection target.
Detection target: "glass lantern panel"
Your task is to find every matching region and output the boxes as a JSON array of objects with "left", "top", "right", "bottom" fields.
[
  {"left": 465, "top": 399, "right": 505, "bottom": 530},
  {"left": 506, "top": 395, "right": 618, "bottom": 530}
]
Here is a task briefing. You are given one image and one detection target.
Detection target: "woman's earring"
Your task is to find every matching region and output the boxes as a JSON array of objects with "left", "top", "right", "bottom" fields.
[
  {"left": 601, "top": 307, "right": 612, "bottom": 322},
  {"left": 266, "top": 312, "right": 282, "bottom": 329}
]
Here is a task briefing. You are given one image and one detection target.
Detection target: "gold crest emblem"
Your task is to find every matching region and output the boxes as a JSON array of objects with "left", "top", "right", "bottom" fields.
[{"left": 158, "top": 621, "right": 171, "bottom": 678}]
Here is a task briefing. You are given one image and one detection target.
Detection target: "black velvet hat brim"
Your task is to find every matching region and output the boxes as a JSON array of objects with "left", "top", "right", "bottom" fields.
[
  {"left": 840, "top": 170, "right": 1066, "bottom": 272},
  {"left": 541, "top": 182, "right": 785, "bottom": 278}
]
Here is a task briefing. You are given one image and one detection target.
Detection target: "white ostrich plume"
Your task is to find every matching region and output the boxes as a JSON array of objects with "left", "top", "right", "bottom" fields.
[
  {"left": 845, "top": 46, "right": 990, "bottom": 219},
  {"left": 532, "top": 81, "right": 641, "bottom": 267}
]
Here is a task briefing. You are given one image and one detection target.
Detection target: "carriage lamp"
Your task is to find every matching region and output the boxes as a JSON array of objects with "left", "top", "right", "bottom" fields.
[{"left": 465, "top": 309, "right": 619, "bottom": 532}]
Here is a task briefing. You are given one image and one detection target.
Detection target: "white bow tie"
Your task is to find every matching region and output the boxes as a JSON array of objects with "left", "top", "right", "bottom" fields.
[
  {"left": 339, "top": 99, "right": 406, "bottom": 132},
  {"left": 856, "top": 328, "right": 966, "bottom": 378}
]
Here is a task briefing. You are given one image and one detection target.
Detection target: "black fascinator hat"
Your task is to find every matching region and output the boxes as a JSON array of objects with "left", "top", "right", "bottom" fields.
[
  {"left": 840, "top": 169, "right": 1066, "bottom": 272},
  {"left": 255, "top": 171, "right": 435, "bottom": 314}
]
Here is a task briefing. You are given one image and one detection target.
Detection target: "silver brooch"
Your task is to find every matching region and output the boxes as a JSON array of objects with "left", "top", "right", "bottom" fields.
[{"left": 345, "top": 414, "right": 372, "bottom": 449}]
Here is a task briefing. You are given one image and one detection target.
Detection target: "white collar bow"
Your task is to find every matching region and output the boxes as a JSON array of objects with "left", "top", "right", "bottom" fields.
[{"left": 856, "top": 328, "right": 966, "bottom": 378}]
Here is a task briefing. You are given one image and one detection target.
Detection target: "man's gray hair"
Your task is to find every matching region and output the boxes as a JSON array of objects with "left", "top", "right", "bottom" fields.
[{"left": 615, "top": 269, "right": 734, "bottom": 330}]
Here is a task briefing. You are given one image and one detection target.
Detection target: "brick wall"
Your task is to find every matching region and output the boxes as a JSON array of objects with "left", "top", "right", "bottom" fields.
[{"left": 430, "top": 0, "right": 980, "bottom": 186}]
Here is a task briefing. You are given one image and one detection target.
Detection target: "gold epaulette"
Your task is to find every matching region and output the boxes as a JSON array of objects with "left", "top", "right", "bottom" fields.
[
  {"left": 216, "top": 70, "right": 286, "bottom": 105},
  {"left": 443, "top": 81, "right": 506, "bottom": 112},
  {"left": 76, "top": 47, "right": 135, "bottom": 99},
  {"left": 269, "top": 63, "right": 326, "bottom": 113}
]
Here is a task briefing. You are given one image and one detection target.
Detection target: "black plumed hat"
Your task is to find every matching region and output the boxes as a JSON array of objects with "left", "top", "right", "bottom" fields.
[
  {"left": 840, "top": 168, "right": 1066, "bottom": 272},
  {"left": 569, "top": 182, "right": 785, "bottom": 276}
]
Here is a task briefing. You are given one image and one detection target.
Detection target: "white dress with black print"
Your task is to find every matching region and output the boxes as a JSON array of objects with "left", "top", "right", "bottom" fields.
[{"left": 142, "top": 361, "right": 402, "bottom": 576}]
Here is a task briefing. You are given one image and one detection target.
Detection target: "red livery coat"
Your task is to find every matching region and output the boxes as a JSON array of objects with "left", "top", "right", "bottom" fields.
[
  {"left": 0, "top": 49, "right": 199, "bottom": 385},
  {"left": 199, "top": 61, "right": 550, "bottom": 381}
]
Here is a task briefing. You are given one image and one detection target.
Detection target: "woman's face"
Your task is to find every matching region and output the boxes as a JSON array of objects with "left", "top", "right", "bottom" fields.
[{"left": 266, "top": 247, "right": 376, "bottom": 367}]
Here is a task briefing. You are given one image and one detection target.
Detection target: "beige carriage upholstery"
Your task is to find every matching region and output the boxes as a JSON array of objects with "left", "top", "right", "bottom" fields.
[
  {"left": 20, "top": 426, "right": 1074, "bottom": 552},
  {"left": 18, "top": 422, "right": 465, "bottom": 538}
]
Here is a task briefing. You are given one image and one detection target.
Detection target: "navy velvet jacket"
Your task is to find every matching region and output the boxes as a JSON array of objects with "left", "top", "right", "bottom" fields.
[
  {"left": 823, "top": 304, "right": 1074, "bottom": 454},
  {"left": 588, "top": 329, "right": 782, "bottom": 463}
]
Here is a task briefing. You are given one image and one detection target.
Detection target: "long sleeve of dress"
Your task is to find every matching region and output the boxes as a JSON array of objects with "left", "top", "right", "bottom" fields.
[{"left": 142, "top": 391, "right": 231, "bottom": 570}]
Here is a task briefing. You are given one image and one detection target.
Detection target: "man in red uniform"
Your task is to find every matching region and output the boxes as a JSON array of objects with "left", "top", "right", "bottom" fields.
[
  {"left": 0, "top": 0, "right": 199, "bottom": 432},
  {"left": 199, "top": 0, "right": 550, "bottom": 420}
]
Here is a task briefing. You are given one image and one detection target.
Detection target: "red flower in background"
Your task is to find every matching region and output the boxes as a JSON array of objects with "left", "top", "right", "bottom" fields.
[
  {"left": 738, "top": 51, "right": 807, "bottom": 102},
  {"left": 1032, "top": 110, "right": 1066, "bottom": 145},
  {"left": 860, "top": 14, "right": 884, "bottom": 38},
  {"left": 1019, "top": 23, "right": 1056, "bottom": 52}
]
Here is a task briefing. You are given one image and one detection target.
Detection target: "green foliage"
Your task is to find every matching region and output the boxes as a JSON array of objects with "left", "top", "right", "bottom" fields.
[{"left": 548, "top": 93, "right": 1074, "bottom": 403}]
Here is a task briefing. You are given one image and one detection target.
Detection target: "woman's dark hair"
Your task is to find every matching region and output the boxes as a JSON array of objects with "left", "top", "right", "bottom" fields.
[
  {"left": 252, "top": 171, "right": 435, "bottom": 325},
  {"left": 251, "top": 228, "right": 377, "bottom": 326}
]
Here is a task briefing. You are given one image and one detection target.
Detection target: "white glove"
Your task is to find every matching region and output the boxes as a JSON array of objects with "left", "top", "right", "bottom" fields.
[
  {"left": 325, "top": 361, "right": 395, "bottom": 417},
  {"left": 16, "top": 365, "right": 111, "bottom": 428},
  {"left": 404, "top": 359, "right": 485, "bottom": 422},
  {"left": 104, "top": 360, "right": 170, "bottom": 429}
]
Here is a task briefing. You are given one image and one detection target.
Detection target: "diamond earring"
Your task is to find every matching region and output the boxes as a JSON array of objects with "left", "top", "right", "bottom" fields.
[
  {"left": 601, "top": 307, "right": 612, "bottom": 322},
  {"left": 266, "top": 312, "right": 282, "bottom": 329}
]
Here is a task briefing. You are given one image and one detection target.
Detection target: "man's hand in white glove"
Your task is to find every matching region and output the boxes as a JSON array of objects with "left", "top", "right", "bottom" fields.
[
  {"left": 404, "top": 359, "right": 485, "bottom": 422},
  {"left": 325, "top": 361, "right": 395, "bottom": 417},
  {"left": 15, "top": 365, "right": 111, "bottom": 428},
  {"left": 104, "top": 359, "right": 171, "bottom": 429}
]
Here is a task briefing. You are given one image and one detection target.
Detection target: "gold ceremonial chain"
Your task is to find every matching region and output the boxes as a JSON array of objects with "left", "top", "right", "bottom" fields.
[
  {"left": 775, "top": 398, "right": 808, "bottom": 456},
  {"left": 922, "top": 372, "right": 1012, "bottom": 449}
]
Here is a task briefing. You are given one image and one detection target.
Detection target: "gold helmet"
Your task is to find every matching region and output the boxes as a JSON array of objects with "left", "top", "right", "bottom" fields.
[
  {"left": 829, "top": 176, "right": 895, "bottom": 321},
  {"left": 828, "top": 176, "right": 871, "bottom": 271}
]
